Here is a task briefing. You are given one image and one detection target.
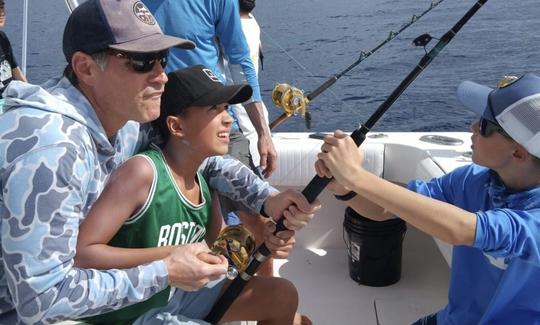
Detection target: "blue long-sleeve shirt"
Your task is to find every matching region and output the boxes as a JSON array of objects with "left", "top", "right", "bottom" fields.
[
  {"left": 143, "top": 0, "right": 261, "bottom": 130},
  {"left": 408, "top": 164, "right": 540, "bottom": 324}
]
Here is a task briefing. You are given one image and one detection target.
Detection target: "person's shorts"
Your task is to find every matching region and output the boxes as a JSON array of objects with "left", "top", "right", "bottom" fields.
[
  {"left": 227, "top": 128, "right": 258, "bottom": 172},
  {"left": 132, "top": 277, "right": 226, "bottom": 324}
]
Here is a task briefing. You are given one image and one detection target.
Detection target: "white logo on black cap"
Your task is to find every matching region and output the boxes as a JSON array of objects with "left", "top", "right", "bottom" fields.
[
  {"left": 202, "top": 68, "right": 220, "bottom": 83},
  {"left": 133, "top": 1, "right": 156, "bottom": 25}
]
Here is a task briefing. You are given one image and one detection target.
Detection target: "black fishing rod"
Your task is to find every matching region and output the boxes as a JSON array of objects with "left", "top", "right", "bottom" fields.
[
  {"left": 269, "top": 0, "right": 445, "bottom": 130},
  {"left": 206, "top": 0, "right": 488, "bottom": 322}
]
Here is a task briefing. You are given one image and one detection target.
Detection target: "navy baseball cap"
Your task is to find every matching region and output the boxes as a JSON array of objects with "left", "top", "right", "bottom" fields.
[
  {"left": 62, "top": 0, "right": 195, "bottom": 63},
  {"left": 155, "top": 65, "right": 252, "bottom": 139},
  {"left": 457, "top": 73, "right": 540, "bottom": 157},
  {"left": 161, "top": 65, "right": 253, "bottom": 116}
]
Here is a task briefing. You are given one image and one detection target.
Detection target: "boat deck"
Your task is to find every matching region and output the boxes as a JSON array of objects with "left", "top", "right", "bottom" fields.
[
  {"left": 267, "top": 131, "right": 473, "bottom": 324},
  {"left": 276, "top": 215, "right": 450, "bottom": 324}
]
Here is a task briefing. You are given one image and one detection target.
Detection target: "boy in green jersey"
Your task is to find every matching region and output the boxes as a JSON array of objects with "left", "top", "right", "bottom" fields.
[{"left": 74, "top": 65, "right": 310, "bottom": 324}]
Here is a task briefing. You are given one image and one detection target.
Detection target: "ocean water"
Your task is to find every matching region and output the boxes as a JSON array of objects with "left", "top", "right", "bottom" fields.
[{"left": 5, "top": 0, "right": 540, "bottom": 132}]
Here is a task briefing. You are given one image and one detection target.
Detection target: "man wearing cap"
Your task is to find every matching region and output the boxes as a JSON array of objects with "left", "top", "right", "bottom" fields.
[
  {"left": 315, "top": 74, "right": 540, "bottom": 324},
  {"left": 0, "top": 0, "right": 26, "bottom": 113},
  {"left": 0, "top": 0, "right": 318, "bottom": 323}
]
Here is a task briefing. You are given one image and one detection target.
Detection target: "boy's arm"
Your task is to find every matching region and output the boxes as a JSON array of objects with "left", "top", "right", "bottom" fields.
[
  {"left": 325, "top": 179, "right": 394, "bottom": 221},
  {"left": 317, "top": 132, "right": 477, "bottom": 245},
  {"left": 75, "top": 156, "right": 176, "bottom": 269}
]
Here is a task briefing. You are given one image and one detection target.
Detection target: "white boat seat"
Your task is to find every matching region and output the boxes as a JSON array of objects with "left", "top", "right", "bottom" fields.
[{"left": 268, "top": 133, "right": 384, "bottom": 187}]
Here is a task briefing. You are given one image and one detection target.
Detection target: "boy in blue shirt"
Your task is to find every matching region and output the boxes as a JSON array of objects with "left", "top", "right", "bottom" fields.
[{"left": 315, "top": 73, "right": 540, "bottom": 324}]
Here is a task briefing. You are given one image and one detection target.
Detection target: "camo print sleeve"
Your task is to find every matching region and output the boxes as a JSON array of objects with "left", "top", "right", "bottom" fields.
[
  {"left": 201, "top": 155, "right": 278, "bottom": 215},
  {"left": 0, "top": 145, "right": 168, "bottom": 324}
]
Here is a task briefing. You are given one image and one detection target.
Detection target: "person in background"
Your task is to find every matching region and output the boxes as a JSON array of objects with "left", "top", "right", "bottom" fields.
[
  {"left": 142, "top": 0, "right": 276, "bottom": 178},
  {"left": 315, "top": 74, "right": 540, "bottom": 324},
  {"left": 143, "top": 0, "right": 277, "bottom": 278},
  {"left": 0, "top": 0, "right": 26, "bottom": 113},
  {"left": 0, "top": 0, "right": 318, "bottom": 323},
  {"left": 231, "top": 0, "right": 270, "bottom": 174},
  {"left": 218, "top": 0, "right": 276, "bottom": 276},
  {"left": 75, "top": 65, "right": 306, "bottom": 325}
]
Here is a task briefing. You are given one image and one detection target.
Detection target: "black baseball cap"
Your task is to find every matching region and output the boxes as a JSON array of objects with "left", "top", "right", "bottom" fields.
[
  {"left": 62, "top": 0, "right": 195, "bottom": 63},
  {"left": 161, "top": 65, "right": 253, "bottom": 116},
  {"left": 155, "top": 65, "right": 252, "bottom": 139}
]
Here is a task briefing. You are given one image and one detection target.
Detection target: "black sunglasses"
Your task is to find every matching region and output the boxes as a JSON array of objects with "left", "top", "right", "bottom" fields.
[
  {"left": 109, "top": 50, "right": 169, "bottom": 73},
  {"left": 479, "top": 117, "right": 511, "bottom": 139},
  {"left": 479, "top": 88, "right": 513, "bottom": 139}
]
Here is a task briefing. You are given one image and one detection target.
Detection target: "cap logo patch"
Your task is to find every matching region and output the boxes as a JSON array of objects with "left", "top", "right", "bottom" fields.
[
  {"left": 133, "top": 1, "right": 156, "bottom": 25},
  {"left": 202, "top": 68, "right": 220, "bottom": 83},
  {"left": 497, "top": 75, "right": 518, "bottom": 89}
]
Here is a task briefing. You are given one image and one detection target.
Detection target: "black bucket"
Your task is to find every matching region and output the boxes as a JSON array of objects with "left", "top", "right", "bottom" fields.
[{"left": 343, "top": 207, "right": 407, "bottom": 287}]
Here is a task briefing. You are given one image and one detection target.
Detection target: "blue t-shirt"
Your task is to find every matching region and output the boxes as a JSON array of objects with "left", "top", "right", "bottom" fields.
[
  {"left": 408, "top": 164, "right": 540, "bottom": 324},
  {"left": 143, "top": 0, "right": 261, "bottom": 130}
]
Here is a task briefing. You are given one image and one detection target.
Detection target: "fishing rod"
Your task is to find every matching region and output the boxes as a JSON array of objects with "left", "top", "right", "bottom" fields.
[
  {"left": 205, "top": 0, "right": 488, "bottom": 322},
  {"left": 268, "top": 0, "right": 445, "bottom": 130}
]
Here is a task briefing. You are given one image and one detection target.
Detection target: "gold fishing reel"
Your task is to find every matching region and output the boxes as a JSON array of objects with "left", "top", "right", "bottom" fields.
[
  {"left": 271, "top": 83, "right": 309, "bottom": 117},
  {"left": 210, "top": 225, "right": 256, "bottom": 280},
  {"left": 269, "top": 83, "right": 312, "bottom": 130}
]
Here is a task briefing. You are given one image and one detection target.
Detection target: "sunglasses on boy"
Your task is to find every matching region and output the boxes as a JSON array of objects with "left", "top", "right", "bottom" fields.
[
  {"left": 479, "top": 85, "right": 513, "bottom": 140},
  {"left": 109, "top": 49, "right": 169, "bottom": 73},
  {"left": 479, "top": 117, "right": 511, "bottom": 139}
]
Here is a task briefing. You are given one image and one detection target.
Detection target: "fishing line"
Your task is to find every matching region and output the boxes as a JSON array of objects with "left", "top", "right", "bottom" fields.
[
  {"left": 260, "top": 29, "right": 320, "bottom": 81},
  {"left": 206, "top": 0, "right": 488, "bottom": 322},
  {"left": 268, "top": 0, "right": 445, "bottom": 130},
  {"left": 260, "top": 28, "right": 346, "bottom": 105},
  {"left": 261, "top": 0, "right": 447, "bottom": 192}
]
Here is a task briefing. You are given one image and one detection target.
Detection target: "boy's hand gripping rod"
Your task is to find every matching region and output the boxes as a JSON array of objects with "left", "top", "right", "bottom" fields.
[{"left": 206, "top": 0, "right": 488, "bottom": 322}]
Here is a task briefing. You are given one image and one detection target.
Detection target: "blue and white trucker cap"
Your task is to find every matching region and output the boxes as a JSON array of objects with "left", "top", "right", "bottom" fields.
[{"left": 457, "top": 73, "right": 540, "bottom": 158}]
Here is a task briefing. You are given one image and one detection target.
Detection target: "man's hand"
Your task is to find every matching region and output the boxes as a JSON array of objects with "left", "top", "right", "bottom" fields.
[
  {"left": 244, "top": 101, "right": 278, "bottom": 178},
  {"left": 263, "top": 189, "right": 321, "bottom": 231},
  {"left": 257, "top": 133, "right": 278, "bottom": 178},
  {"left": 163, "top": 242, "right": 227, "bottom": 291},
  {"left": 263, "top": 221, "right": 296, "bottom": 259}
]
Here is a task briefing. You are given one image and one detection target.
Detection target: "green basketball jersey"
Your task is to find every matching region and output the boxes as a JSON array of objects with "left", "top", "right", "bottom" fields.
[{"left": 84, "top": 146, "right": 212, "bottom": 325}]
